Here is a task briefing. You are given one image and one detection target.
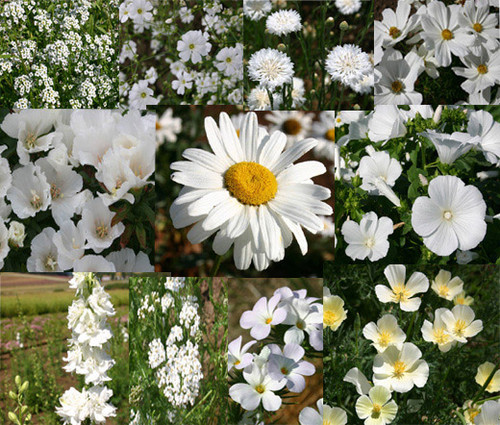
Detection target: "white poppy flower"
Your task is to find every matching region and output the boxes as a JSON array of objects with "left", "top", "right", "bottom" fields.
[
  {"left": 323, "top": 294, "right": 347, "bottom": 331},
  {"left": 411, "top": 175, "right": 487, "bottom": 256},
  {"left": 341, "top": 212, "right": 394, "bottom": 262},
  {"left": 169, "top": 112, "right": 332, "bottom": 271},
  {"left": 6, "top": 164, "right": 51, "bottom": 218},
  {"left": 420, "top": 130, "right": 479, "bottom": 164},
  {"left": 373, "top": 342, "right": 429, "bottom": 393},
  {"left": 431, "top": 270, "right": 464, "bottom": 300},
  {"left": 27, "top": 227, "right": 61, "bottom": 272},
  {"left": 440, "top": 305, "right": 483, "bottom": 343},
  {"left": 475, "top": 362, "right": 500, "bottom": 393},
  {"left": 344, "top": 367, "right": 372, "bottom": 395},
  {"left": 105, "top": 248, "right": 154, "bottom": 272},
  {"left": 421, "top": 307, "right": 457, "bottom": 352},
  {"left": 375, "top": 264, "right": 429, "bottom": 312},
  {"left": 355, "top": 385, "right": 398, "bottom": 425},
  {"left": 80, "top": 198, "right": 125, "bottom": 253},
  {"left": 363, "top": 314, "right": 407, "bottom": 352},
  {"left": 299, "top": 399, "right": 347, "bottom": 425},
  {"left": 474, "top": 400, "right": 500, "bottom": 425},
  {"left": 53, "top": 221, "right": 86, "bottom": 271}
]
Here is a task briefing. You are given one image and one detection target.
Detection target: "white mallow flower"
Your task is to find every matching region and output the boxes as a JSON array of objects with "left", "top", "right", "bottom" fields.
[
  {"left": 474, "top": 400, "right": 500, "bottom": 425},
  {"left": 326, "top": 44, "right": 372, "bottom": 87},
  {"left": 440, "top": 305, "right": 483, "bottom": 343},
  {"left": 373, "top": 342, "right": 429, "bottom": 393},
  {"left": 229, "top": 362, "right": 285, "bottom": 412},
  {"left": 421, "top": 307, "right": 457, "bottom": 352},
  {"left": 6, "top": 164, "right": 51, "bottom": 218},
  {"left": 355, "top": 385, "right": 398, "bottom": 425},
  {"left": 7, "top": 221, "right": 26, "bottom": 248},
  {"left": 299, "top": 399, "right": 348, "bottom": 425},
  {"left": 420, "top": 2, "right": 474, "bottom": 67},
  {"left": 73, "top": 255, "right": 117, "bottom": 272},
  {"left": 267, "top": 343, "right": 315, "bottom": 393},
  {"left": 266, "top": 10, "right": 302, "bottom": 36},
  {"left": 81, "top": 198, "right": 125, "bottom": 253},
  {"left": 341, "top": 212, "right": 394, "bottom": 262},
  {"left": 375, "top": 264, "right": 429, "bottom": 312},
  {"left": 411, "top": 175, "right": 487, "bottom": 256},
  {"left": 27, "top": 227, "right": 61, "bottom": 272},
  {"left": 56, "top": 387, "right": 89, "bottom": 425},
  {"left": 453, "top": 47, "right": 500, "bottom": 95},
  {"left": 169, "top": 112, "right": 332, "bottom": 271},
  {"left": 86, "top": 386, "right": 116, "bottom": 423},
  {"left": 228, "top": 336, "right": 256, "bottom": 371},
  {"left": 248, "top": 48, "right": 294, "bottom": 90},
  {"left": 431, "top": 269, "right": 464, "bottom": 301},
  {"left": 53, "top": 221, "right": 86, "bottom": 271},
  {"left": 363, "top": 314, "right": 406, "bottom": 353},
  {"left": 0, "top": 222, "right": 9, "bottom": 269},
  {"left": 367, "top": 106, "right": 407, "bottom": 143},
  {"left": 177, "top": 30, "right": 212, "bottom": 64},
  {"left": 105, "top": 248, "right": 154, "bottom": 272},
  {"left": 0, "top": 146, "right": 12, "bottom": 198},
  {"left": 420, "top": 130, "right": 479, "bottom": 165},
  {"left": 375, "top": 0, "right": 415, "bottom": 47},
  {"left": 282, "top": 297, "right": 323, "bottom": 351},
  {"left": 1, "top": 109, "right": 62, "bottom": 165},
  {"left": 467, "top": 109, "right": 500, "bottom": 165},
  {"left": 240, "top": 294, "right": 287, "bottom": 340}
]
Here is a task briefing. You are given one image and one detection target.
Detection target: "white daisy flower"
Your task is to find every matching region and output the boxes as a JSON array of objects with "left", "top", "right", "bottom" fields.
[
  {"left": 265, "top": 111, "right": 314, "bottom": 146},
  {"left": 326, "top": 44, "right": 372, "bottom": 87},
  {"left": 248, "top": 48, "right": 294, "bottom": 90},
  {"left": 266, "top": 10, "right": 302, "bottom": 36},
  {"left": 169, "top": 112, "right": 332, "bottom": 271},
  {"left": 311, "top": 111, "right": 337, "bottom": 161}
]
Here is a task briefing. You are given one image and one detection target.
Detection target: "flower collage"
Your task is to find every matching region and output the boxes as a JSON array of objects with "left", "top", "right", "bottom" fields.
[{"left": 1, "top": 0, "right": 500, "bottom": 425}]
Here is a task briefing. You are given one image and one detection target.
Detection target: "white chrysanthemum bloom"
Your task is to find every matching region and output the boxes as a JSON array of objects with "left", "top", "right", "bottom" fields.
[
  {"left": 373, "top": 342, "right": 429, "bottom": 393},
  {"left": 266, "top": 10, "right": 302, "bottom": 36},
  {"left": 27, "top": 227, "right": 61, "bottom": 272},
  {"left": 81, "top": 198, "right": 125, "bottom": 253},
  {"left": 247, "top": 87, "right": 283, "bottom": 110},
  {"left": 248, "top": 48, "right": 294, "bottom": 90},
  {"left": 476, "top": 362, "right": 500, "bottom": 393},
  {"left": 453, "top": 47, "right": 500, "bottom": 95},
  {"left": 421, "top": 307, "right": 457, "bottom": 352},
  {"left": 6, "top": 164, "right": 51, "bottom": 219},
  {"left": 420, "top": 2, "right": 474, "bottom": 67},
  {"left": 356, "top": 385, "right": 398, "bottom": 425},
  {"left": 453, "top": 290, "right": 474, "bottom": 306},
  {"left": 467, "top": 110, "right": 500, "bottom": 164},
  {"left": 363, "top": 314, "right": 406, "bottom": 353},
  {"left": 420, "top": 130, "right": 479, "bottom": 165},
  {"left": 177, "top": 30, "right": 212, "bottom": 64},
  {"left": 169, "top": 112, "right": 332, "bottom": 271},
  {"left": 106, "top": 248, "right": 154, "bottom": 272},
  {"left": 335, "top": 0, "right": 362, "bottom": 15},
  {"left": 441, "top": 305, "right": 483, "bottom": 343},
  {"left": 375, "top": 0, "right": 416, "bottom": 47},
  {"left": 326, "top": 44, "right": 372, "bottom": 87},
  {"left": 341, "top": 211, "right": 394, "bottom": 262},
  {"left": 265, "top": 111, "right": 313, "bottom": 146},
  {"left": 375, "top": 264, "right": 429, "bottom": 312},
  {"left": 459, "top": 0, "right": 499, "bottom": 54},
  {"left": 411, "top": 175, "right": 487, "bottom": 256},
  {"left": 323, "top": 294, "right": 347, "bottom": 331},
  {"left": 431, "top": 270, "right": 464, "bottom": 301},
  {"left": 243, "top": 0, "right": 272, "bottom": 21}
]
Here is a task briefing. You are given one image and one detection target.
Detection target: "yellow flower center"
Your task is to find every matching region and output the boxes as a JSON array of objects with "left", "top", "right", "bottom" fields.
[
  {"left": 455, "top": 296, "right": 465, "bottom": 305},
  {"left": 30, "top": 190, "right": 42, "bottom": 210},
  {"left": 137, "top": 8, "right": 143, "bottom": 14},
  {"left": 324, "top": 310, "right": 337, "bottom": 327},
  {"left": 226, "top": 57, "right": 232, "bottom": 63},
  {"left": 393, "top": 360, "right": 407, "bottom": 378},
  {"left": 454, "top": 319, "right": 467, "bottom": 336},
  {"left": 96, "top": 223, "right": 109, "bottom": 239},
  {"left": 477, "top": 64, "right": 488, "bottom": 74},
  {"left": 24, "top": 133, "right": 37, "bottom": 149},
  {"left": 50, "top": 183, "right": 63, "bottom": 200},
  {"left": 265, "top": 317, "right": 272, "bottom": 325},
  {"left": 441, "top": 29, "right": 453, "bottom": 40},
  {"left": 378, "top": 331, "right": 392, "bottom": 347},
  {"left": 391, "top": 80, "right": 403, "bottom": 93},
  {"left": 325, "top": 128, "right": 336, "bottom": 141},
  {"left": 433, "top": 328, "right": 450, "bottom": 345},
  {"left": 438, "top": 285, "right": 449, "bottom": 297},
  {"left": 443, "top": 210, "right": 453, "bottom": 221},
  {"left": 393, "top": 284, "right": 410, "bottom": 302},
  {"left": 296, "top": 320, "right": 305, "bottom": 330},
  {"left": 255, "top": 385, "right": 265, "bottom": 394},
  {"left": 372, "top": 403, "right": 382, "bottom": 418},
  {"left": 389, "top": 26, "right": 401, "bottom": 38},
  {"left": 469, "top": 409, "right": 480, "bottom": 421},
  {"left": 282, "top": 119, "right": 302, "bottom": 135},
  {"left": 323, "top": 420, "right": 332, "bottom": 425},
  {"left": 189, "top": 43, "right": 195, "bottom": 49},
  {"left": 365, "top": 237, "right": 375, "bottom": 248},
  {"left": 224, "top": 162, "right": 278, "bottom": 206},
  {"left": 473, "top": 22, "right": 483, "bottom": 32},
  {"left": 44, "top": 254, "right": 57, "bottom": 271},
  {"left": 234, "top": 360, "right": 241, "bottom": 366}
]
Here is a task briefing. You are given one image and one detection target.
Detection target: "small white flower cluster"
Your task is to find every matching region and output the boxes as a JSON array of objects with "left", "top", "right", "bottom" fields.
[
  {"left": 120, "top": 0, "right": 243, "bottom": 108},
  {"left": 229, "top": 286, "right": 322, "bottom": 420},
  {"left": 375, "top": 0, "right": 500, "bottom": 105},
  {"left": 143, "top": 277, "right": 203, "bottom": 410},
  {"left": 56, "top": 273, "right": 117, "bottom": 425},
  {"left": 0, "top": 0, "right": 118, "bottom": 108},
  {"left": 0, "top": 109, "right": 155, "bottom": 272}
]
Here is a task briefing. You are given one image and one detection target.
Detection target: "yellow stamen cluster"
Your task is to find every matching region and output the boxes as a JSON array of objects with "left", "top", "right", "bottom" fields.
[
  {"left": 438, "top": 285, "right": 450, "bottom": 297},
  {"left": 473, "top": 22, "right": 483, "bottom": 32},
  {"left": 477, "top": 64, "right": 488, "bottom": 74},
  {"left": 378, "top": 331, "right": 392, "bottom": 347},
  {"left": 391, "top": 80, "right": 403, "bottom": 93},
  {"left": 255, "top": 385, "right": 265, "bottom": 394},
  {"left": 441, "top": 29, "right": 453, "bottom": 40},
  {"left": 389, "top": 26, "right": 401, "bottom": 38},
  {"left": 324, "top": 310, "right": 337, "bottom": 328},
  {"left": 393, "top": 360, "right": 407, "bottom": 379},
  {"left": 265, "top": 317, "right": 272, "bottom": 325},
  {"left": 96, "top": 223, "right": 109, "bottom": 239},
  {"left": 433, "top": 328, "right": 450, "bottom": 345},
  {"left": 392, "top": 284, "right": 410, "bottom": 302},
  {"left": 24, "top": 133, "right": 37, "bottom": 149},
  {"left": 371, "top": 403, "right": 382, "bottom": 418},
  {"left": 454, "top": 319, "right": 467, "bottom": 336}
]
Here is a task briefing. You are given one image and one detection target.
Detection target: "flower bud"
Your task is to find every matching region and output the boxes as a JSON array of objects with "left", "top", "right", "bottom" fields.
[
  {"left": 339, "top": 21, "right": 349, "bottom": 31},
  {"left": 8, "top": 411, "right": 20, "bottom": 425},
  {"left": 20, "top": 381, "right": 29, "bottom": 393},
  {"left": 9, "top": 391, "right": 17, "bottom": 400},
  {"left": 8, "top": 221, "right": 26, "bottom": 248},
  {"left": 277, "top": 43, "right": 286, "bottom": 52},
  {"left": 326, "top": 17, "right": 335, "bottom": 24},
  {"left": 15, "top": 376, "right": 21, "bottom": 387}
]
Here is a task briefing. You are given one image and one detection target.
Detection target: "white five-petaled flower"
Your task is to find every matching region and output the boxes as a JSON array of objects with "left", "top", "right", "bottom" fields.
[
  {"left": 375, "top": 264, "right": 429, "bottom": 312},
  {"left": 177, "top": 30, "right": 212, "bottom": 64},
  {"left": 375, "top": 0, "right": 416, "bottom": 47},
  {"left": 240, "top": 294, "right": 287, "bottom": 340},
  {"left": 363, "top": 314, "right": 407, "bottom": 353},
  {"left": 412, "top": 175, "right": 487, "bottom": 257},
  {"left": 431, "top": 269, "right": 464, "bottom": 301},
  {"left": 299, "top": 398, "right": 348, "bottom": 425},
  {"left": 228, "top": 336, "right": 256, "bottom": 371}
]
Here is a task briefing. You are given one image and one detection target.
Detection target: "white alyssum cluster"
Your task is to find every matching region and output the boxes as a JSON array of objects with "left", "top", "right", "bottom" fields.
[
  {"left": 56, "top": 273, "right": 117, "bottom": 425},
  {"left": 375, "top": 0, "right": 500, "bottom": 105},
  {"left": 0, "top": 109, "right": 155, "bottom": 272}
]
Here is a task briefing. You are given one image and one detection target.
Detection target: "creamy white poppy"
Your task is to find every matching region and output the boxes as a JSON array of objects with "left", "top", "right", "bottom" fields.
[
  {"left": 355, "top": 385, "right": 398, "bottom": 425},
  {"left": 300, "top": 399, "right": 347, "bottom": 425},
  {"left": 475, "top": 362, "right": 500, "bottom": 393},
  {"left": 323, "top": 294, "right": 347, "bottom": 331},
  {"left": 431, "top": 269, "right": 464, "bottom": 301},
  {"left": 440, "top": 304, "right": 483, "bottom": 343},
  {"left": 421, "top": 307, "right": 457, "bottom": 352},
  {"left": 474, "top": 400, "right": 500, "bottom": 425},
  {"left": 344, "top": 367, "right": 372, "bottom": 396},
  {"left": 363, "top": 314, "right": 406, "bottom": 352}
]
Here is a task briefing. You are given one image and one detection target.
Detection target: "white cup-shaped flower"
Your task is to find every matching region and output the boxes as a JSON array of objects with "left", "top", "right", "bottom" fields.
[
  {"left": 341, "top": 212, "right": 394, "bottom": 261},
  {"left": 411, "top": 175, "right": 487, "bottom": 257},
  {"left": 0, "top": 147, "right": 12, "bottom": 198},
  {"left": 0, "top": 222, "right": 9, "bottom": 269},
  {"left": 431, "top": 269, "right": 464, "bottom": 301},
  {"left": 27, "top": 227, "right": 61, "bottom": 272},
  {"left": 453, "top": 290, "right": 474, "bottom": 306},
  {"left": 420, "top": 130, "right": 479, "bottom": 165},
  {"left": 421, "top": 308, "right": 457, "bottom": 352},
  {"left": 475, "top": 362, "right": 500, "bottom": 393},
  {"left": 240, "top": 294, "right": 287, "bottom": 340},
  {"left": 53, "top": 221, "right": 86, "bottom": 271},
  {"left": 358, "top": 149, "right": 402, "bottom": 193},
  {"left": 105, "top": 248, "right": 154, "bottom": 272},
  {"left": 323, "top": 294, "right": 347, "bottom": 331},
  {"left": 375, "top": 264, "right": 429, "bottom": 312},
  {"left": 355, "top": 385, "right": 398, "bottom": 425},
  {"left": 363, "top": 314, "right": 406, "bottom": 352},
  {"left": 81, "top": 198, "right": 125, "bottom": 253},
  {"left": 228, "top": 336, "right": 256, "bottom": 371},
  {"left": 467, "top": 110, "right": 500, "bottom": 165},
  {"left": 474, "top": 400, "right": 500, "bottom": 425},
  {"left": 229, "top": 363, "right": 285, "bottom": 411},
  {"left": 440, "top": 305, "right": 483, "bottom": 343},
  {"left": 373, "top": 342, "right": 429, "bottom": 393}
]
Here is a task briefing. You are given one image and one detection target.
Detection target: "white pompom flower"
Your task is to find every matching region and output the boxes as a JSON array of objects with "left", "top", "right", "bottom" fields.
[
  {"left": 248, "top": 48, "right": 294, "bottom": 90},
  {"left": 266, "top": 10, "right": 302, "bottom": 36}
]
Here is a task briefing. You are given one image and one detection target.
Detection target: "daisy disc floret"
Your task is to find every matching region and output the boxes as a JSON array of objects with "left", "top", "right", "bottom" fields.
[{"left": 248, "top": 48, "right": 294, "bottom": 89}]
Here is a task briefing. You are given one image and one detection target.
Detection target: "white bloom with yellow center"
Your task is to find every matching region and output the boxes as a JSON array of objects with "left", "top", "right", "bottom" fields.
[
  {"left": 421, "top": 308, "right": 456, "bottom": 352},
  {"left": 363, "top": 314, "right": 406, "bottom": 353},
  {"left": 355, "top": 385, "right": 398, "bottom": 425},
  {"left": 324, "top": 404, "right": 348, "bottom": 425},
  {"left": 474, "top": 400, "right": 500, "bottom": 425},
  {"left": 324, "top": 294, "right": 347, "bottom": 331},
  {"left": 431, "top": 269, "right": 464, "bottom": 301},
  {"left": 475, "top": 362, "right": 500, "bottom": 393},
  {"left": 169, "top": 112, "right": 332, "bottom": 271},
  {"left": 266, "top": 111, "right": 314, "bottom": 147},
  {"left": 375, "top": 264, "right": 429, "bottom": 312},
  {"left": 440, "top": 305, "right": 483, "bottom": 344},
  {"left": 453, "top": 291, "right": 474, "bottom": 306},
  {"left": 373, "top": 342, "right": 429, "bottom": 393}
]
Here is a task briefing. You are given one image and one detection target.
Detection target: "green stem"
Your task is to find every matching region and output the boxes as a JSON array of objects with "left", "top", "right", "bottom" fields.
[
  {"left": 471, "top": 362, "right": 500, "bottom": 405},
  {"left": 210, "top": 255, "right": 222, "bottom": 278}
]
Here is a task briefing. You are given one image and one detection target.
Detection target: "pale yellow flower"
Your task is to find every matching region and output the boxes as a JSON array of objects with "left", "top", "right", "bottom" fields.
[
  {"left": 453, "top": 290, "right": 474, "bottom": 306},
  {"left": 431, "top": 269, "right": 464, "bottom": 301},
  {"left": 324, "top": 295, "right": 347, "bottom": 331},
  {"left": 475, "top": 362, "right": 500, "bottom": 393}
]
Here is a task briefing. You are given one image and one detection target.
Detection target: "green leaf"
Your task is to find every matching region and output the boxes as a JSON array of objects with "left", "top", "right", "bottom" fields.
[
  {"left": 120, "top": 225, "right": 133, "bottom": 249},
  {"left": 135, "top": 224, "right": 147, "bottom": 249}
]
